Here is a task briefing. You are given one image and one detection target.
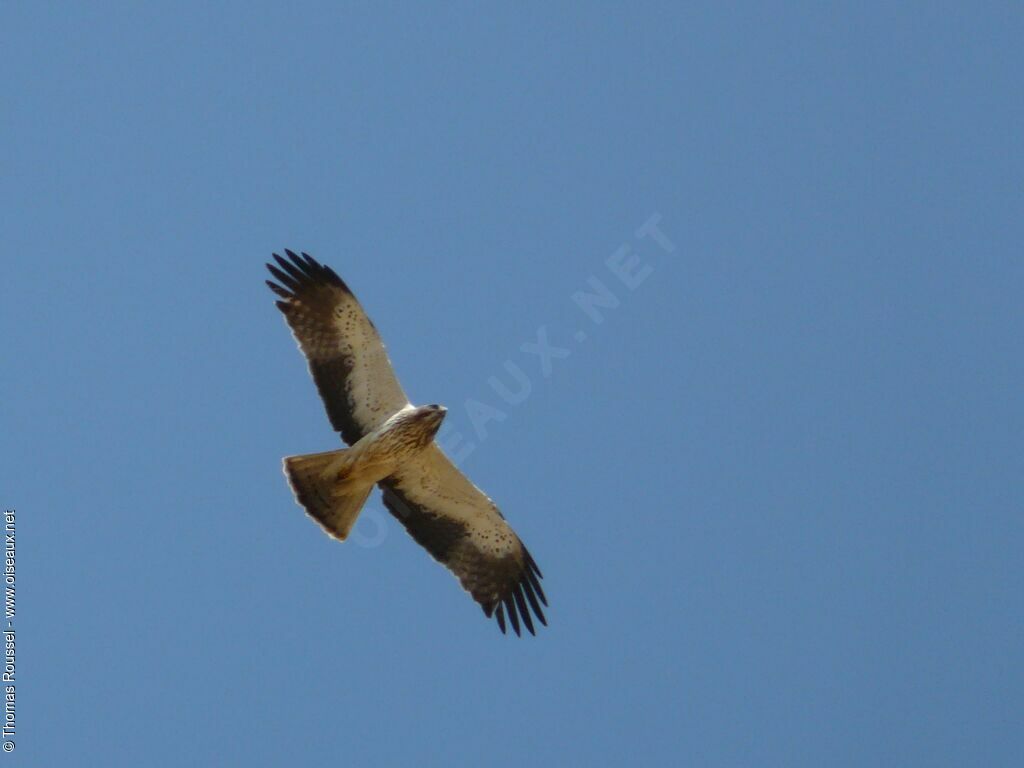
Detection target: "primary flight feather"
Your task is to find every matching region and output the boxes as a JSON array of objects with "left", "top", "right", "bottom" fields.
[{"left": 266, "top": 250, "right": 547, "bottom": 636}]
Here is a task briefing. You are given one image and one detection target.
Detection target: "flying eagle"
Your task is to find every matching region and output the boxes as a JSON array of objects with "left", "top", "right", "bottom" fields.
[{"left": 266, "top": 250, "right": 547, "bottom": 636}]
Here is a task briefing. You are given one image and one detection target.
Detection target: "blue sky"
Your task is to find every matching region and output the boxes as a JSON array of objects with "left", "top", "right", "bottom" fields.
[{"left": 4, "top": 3, "right": 1022, "bottom": 766}]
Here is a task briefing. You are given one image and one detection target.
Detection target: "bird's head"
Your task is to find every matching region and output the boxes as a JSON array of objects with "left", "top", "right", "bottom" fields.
[
  {"left": 414, "top": 404, "right": 448, "bottom": 434},
  {"left": 424, "top": 403, "right": 447, "bottom": 421}
]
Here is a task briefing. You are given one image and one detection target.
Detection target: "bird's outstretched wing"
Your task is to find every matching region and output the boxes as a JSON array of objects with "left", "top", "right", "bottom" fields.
[
  {"left": 379, "top": 445, "right": 547, "bottom": 636},
  {"left": 266, "top": 250, "right": 410, "bottom": 445}
]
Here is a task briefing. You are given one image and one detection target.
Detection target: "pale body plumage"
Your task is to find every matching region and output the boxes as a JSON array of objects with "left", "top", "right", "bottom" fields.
[{"left": 322, "top": 405, "right": 447, "bottom": 484}]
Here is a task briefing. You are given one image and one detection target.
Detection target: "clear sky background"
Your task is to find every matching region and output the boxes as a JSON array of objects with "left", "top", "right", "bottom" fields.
[{"left": 4, "top": 3, "right": 1022, "bottom": 766}]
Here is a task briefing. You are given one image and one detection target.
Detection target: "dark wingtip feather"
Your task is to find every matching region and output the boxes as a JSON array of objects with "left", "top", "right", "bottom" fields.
[
  {"left": 522, "top": 547, "right": 547, "bottom": 606},
  {"left": 322, "top": 263, "right": 345, "bottom": 288},
  {"left": 267, "top": 250, "right": 350, "bottom": 297},
  {"left": 513, "top": 585, "right": 535, "bottom": 635},
  {"left": 521, "top": 578, "right": 547, "bottom": 626},
  {"left": 526, "top": 551, "right": 544, "bottom": 579},
  {"left": 265, "top": 279, "right": 292, "bottom": 299},
  {"left": 267, "top": 264, "right": 300, "bottom": 292},
  {"left": 525, "top": 566, "right": 547, "bottom": 607},
  {"left": 495, "top": 604, "right": 507, "bottom": 634},
  {"left": 274, "top": 252, "right": 309, "bottom": 283},
  {"left": 503, "top": 594, "right": 521, "bottom": 637}
]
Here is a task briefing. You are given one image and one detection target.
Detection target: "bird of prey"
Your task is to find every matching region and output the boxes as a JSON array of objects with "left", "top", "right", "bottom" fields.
[{"left": 266, "top": 250, "right": 547, "bottom": 636}]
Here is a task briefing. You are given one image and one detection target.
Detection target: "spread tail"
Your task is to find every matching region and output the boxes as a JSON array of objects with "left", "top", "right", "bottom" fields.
[{"left": 282, "top": 449, "right": 373, "bottom": 541}]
